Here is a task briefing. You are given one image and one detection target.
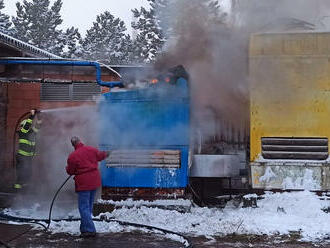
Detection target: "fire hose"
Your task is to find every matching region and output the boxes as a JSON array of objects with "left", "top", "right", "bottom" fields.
[
  {"left": 0, "top": 175, "right": 194, "bottom": 248},
  {"left": 7, "top": 112, "right": 193, "bottom": 247}
]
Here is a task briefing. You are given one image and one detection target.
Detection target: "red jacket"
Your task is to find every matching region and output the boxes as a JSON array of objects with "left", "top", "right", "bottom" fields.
[{"left": 66, "top": 142, "right": 107, "bottom": 192}]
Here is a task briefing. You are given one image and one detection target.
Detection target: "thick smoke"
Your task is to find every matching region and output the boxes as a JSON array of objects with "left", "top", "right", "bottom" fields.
[
  {"left": 232, "top": 0, "right": 330, "bottom": 31},
  {"left": 153, "top": 0, "right": 330, "bottom": 146},
  {"left": 154, "top": 0, "right": 249, "bottom": 149}
]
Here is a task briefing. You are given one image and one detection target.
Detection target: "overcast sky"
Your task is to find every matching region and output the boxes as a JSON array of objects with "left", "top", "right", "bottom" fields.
[{"left": 3, "top": 0, "right": 150, "bottom": 36}]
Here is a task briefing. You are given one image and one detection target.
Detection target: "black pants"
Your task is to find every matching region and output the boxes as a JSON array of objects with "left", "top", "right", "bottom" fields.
[{"left": 16, "top": 154, "right": 33, "bottom": 185}]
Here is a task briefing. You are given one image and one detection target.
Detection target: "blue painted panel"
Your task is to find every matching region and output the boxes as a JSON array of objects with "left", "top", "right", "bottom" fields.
[
  {"left": 99, "top": 78, "right": 190, "bottom": 188},
  {"left": 100, "top": 147, "right": 189, "bottom": 188},
  {"left": 99, "top": 101, "right": 189, "bottom": 147}
]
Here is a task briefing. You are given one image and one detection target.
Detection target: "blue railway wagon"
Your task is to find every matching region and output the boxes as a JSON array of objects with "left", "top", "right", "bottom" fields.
[{"left": 99, "top": 76, "right": 190, "bottom": 197}]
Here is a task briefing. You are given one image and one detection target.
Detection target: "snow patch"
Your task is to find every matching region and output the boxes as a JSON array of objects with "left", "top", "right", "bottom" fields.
[
  {"left": 164, "top": 233, "right": 190, "bottom": 247},
  {"left": 3, "top": 191, "right": 330, "bottom": 242},
  {"left": 259, "top": 167, "right": 276, "bottom": 182},
  {"left": 282, "top": 169, "right": 320, "bottom": 190},
  {"left": 255, "top": 154, "right": 330, "bottom": 165},
  {"left": 168, "top": 169, "right": 176, "bottom": 177},
  {"left": 97, "top": 198, "right": 192, "bottom": 207},
  {"left": 243, "top": 194, "right": 258, "bottom": 199}
]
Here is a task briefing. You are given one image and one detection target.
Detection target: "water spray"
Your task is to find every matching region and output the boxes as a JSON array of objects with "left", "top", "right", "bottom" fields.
[{"left": 40, "top": 106, "right": 93, "bottom": 113}]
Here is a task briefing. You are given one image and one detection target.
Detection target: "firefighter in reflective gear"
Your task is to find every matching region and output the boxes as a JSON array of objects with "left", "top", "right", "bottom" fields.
[{"left": 14, "top": 109, "right": 42, "bottom": 189}]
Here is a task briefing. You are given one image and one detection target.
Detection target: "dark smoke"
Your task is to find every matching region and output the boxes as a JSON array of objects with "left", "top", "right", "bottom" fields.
[
  {"left": 154, "top": 0, "right": 249, "bottom": 142},
  {"left": 152, "top": 0, "right": 330, "bottom": 143},
  {"left": 231, "top": 0, "right": 330, "bottom": 31}
]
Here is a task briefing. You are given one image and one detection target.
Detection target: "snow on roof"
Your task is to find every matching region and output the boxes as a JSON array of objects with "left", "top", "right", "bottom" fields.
[
  {"left": 0, "top": 57, "right": 122, "bottom": 78},
  {"left": 0, "top": 31, "right": 61, "bottom": 59},
  {"left": 98, "top": 62, "right": 121, "bottom": 79},
  {"left": 0, "top": 32, "right": 123, "bottom": 78}
]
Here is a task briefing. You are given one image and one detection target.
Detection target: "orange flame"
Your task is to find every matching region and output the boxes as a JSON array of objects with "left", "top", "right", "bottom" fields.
[{"left": 151, "top": 78, "right": 158, "bottom": 84}]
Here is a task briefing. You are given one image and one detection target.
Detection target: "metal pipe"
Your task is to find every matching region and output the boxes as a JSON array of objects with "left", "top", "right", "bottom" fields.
[{"left": 0, "top": 59, "right": 123, "bottom": 88}]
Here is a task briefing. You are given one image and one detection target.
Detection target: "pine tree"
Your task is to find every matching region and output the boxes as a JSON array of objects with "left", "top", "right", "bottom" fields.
[
  {"left": 131, "top": 0, "right": 167, "bottom": 64},
  {"left": 81, "top": 11, "right": 132, "bottom": 65},
  {"left": 62, "top": 27, "right": 82, "bottom": 58},
  {"left": 12, "top": 0, "right": 64, "bottom": 55},
  {"left": 0, "top": 0, "right": 13, "bottom": 35},
  {"left": 206, "top": 0, "right": 225, "bottom": 23},
  {"left": 169, "top": 0, "right": 225, "bottom": 34},
  {"left": 131, "top": 0, "right": 224, "bottom": 64}
]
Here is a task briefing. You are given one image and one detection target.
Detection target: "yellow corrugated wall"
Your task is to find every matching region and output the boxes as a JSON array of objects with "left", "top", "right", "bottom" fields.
[{"left": 249, "top": 32, "right": 330, "bottom": 162}]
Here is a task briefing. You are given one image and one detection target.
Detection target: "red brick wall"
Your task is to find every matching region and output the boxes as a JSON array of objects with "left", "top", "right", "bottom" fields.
[
  {"left": 4, "top": 84, "right": 98, "bottom": 184},
  {"left": 2, "top": 72, "right": 120, "bottom": 187},
  {"left": 3, "top": 83, "right": 41, "bottom": 184},
  {"left": 0, "top": 84, "right": 8, "bottom": 188}
]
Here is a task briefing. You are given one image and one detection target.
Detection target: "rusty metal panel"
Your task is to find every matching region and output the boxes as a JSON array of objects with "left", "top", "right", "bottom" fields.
[
  {"left": 251, "top": 163, "right": 323, "bottom": 190},
  {"left": 101, "top": 187, "right": 185, "bottom": 201},
  {"left": 105, "top": 149, "right": 181, "bottom": 168}
]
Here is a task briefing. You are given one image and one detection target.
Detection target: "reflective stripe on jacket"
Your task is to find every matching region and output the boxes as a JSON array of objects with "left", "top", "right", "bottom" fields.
[{"left": 18, "top": 116, "right": 38, "bottom": 157}]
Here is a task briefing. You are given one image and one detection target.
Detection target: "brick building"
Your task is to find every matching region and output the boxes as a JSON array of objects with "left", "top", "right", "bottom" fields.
[{"left": 0, "top": 31, "right": 121, "bottom": 188}]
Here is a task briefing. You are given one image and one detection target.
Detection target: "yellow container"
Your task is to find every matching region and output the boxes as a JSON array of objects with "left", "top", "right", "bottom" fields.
[{"left": 249, "top": 32, "right": 330, "bottom": 190}]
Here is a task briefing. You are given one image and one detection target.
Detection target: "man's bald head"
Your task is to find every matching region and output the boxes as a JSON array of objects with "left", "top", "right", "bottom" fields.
[{"left": 71, "top": 136, "right": 81, "bottom": 147}]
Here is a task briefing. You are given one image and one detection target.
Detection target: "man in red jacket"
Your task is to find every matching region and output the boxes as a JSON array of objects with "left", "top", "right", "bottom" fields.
[{"left": 66, "top": 136, "right": 109, "bottom": 238}]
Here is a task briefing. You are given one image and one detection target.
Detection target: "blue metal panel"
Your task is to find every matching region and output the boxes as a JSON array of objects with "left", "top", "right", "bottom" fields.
[
  {"left": 100, "top": 147, "right": 189, "bottom": 188},
  {"left": 99, "top": 79, "right": 190, "bottom": 188}
]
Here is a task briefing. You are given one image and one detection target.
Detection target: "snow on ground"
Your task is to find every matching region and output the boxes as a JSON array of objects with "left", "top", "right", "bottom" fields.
[
  {"left": 98, "top": 198, "right": 192, "bottom": 207},
  {"left": 2, "top": 202, "right": 80, "bottom": 220},
  {"left": 3, "top": 191, "right": 330, "bottom": 242}
]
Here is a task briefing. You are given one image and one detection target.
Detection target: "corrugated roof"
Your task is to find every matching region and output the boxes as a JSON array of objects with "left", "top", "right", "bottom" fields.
[{"left": 0, "top": 31, "right": 61, "bottom": 59}]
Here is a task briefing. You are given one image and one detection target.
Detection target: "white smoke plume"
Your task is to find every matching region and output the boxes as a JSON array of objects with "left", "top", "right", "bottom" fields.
[{"left": 11, "top": 105, "right": 99, "bottom": 217}]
